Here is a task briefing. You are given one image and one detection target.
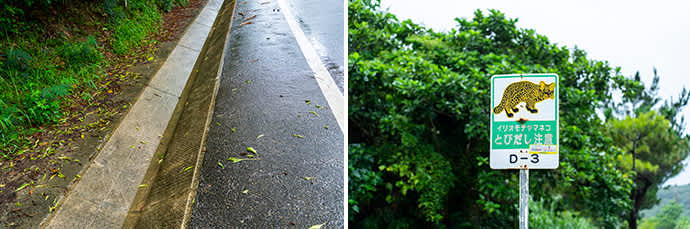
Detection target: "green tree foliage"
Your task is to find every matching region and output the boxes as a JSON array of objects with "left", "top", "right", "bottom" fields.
[
  {"left": 607, "top": 111, "right": 690, "bottom": 228},
  {"left": 640, "top": 201, "right": 690, "bottom": 229},
  {"left": 348, "top": 0, "right": 640, "bottom": 227},
  {"left": 605, "top": 70, "right": 690, "bottom": 228},
  {"left": 642, "top": 183, "right": 690, "bottom": 219}
]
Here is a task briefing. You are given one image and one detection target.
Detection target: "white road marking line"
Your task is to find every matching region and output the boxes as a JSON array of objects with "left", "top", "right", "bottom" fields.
[{"left": 277, "top": 0, "right": 345, "bottom": 133}]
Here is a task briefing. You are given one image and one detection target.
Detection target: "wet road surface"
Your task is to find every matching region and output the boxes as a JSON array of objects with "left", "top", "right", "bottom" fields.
[
  {"left": 283, "top": 0, "right": 345, "bottom": 93},
  {"left": 189, "top": 0, "right": 344, "bottom": 227}
]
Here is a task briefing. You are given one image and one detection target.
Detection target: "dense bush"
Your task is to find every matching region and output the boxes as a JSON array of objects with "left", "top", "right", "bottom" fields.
[{"left": 348, "top": 0, "right": 640, "bottom": 227}]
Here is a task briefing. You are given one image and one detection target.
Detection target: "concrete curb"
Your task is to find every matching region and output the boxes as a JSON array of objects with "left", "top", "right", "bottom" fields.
[{"left": 41, "top": 0, "right": 224, "bottom": 227}]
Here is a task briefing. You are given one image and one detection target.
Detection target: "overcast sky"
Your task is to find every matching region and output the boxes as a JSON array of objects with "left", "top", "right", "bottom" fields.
[{"left": 379, "top": 0, "right": 690, "bottom": 186}]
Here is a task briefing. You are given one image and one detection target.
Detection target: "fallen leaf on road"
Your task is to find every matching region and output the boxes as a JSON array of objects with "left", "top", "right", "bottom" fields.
[
  {"left": 232, "top": 127, "right": 236, "bottom": 133},
  {"left": 261, "top": 1, "right": 270, "bottom": 5},
  {"left": 309, "top": 223, "right": 325, "bottom": 229},
  {"left": 245, "top": 15, "right": 256, "bottom": 21},
  {"left": 293, "top": 134, "right": 304, "bottom": 138},
  {"left": 246, "top": 147, "right": 257, "bottom": 154},
  {"left": 241, "top": 21, "right": 253, "bottom": 26},
  {"left": 228, "top": 157, "right": 244, "bottom": 163},
  {"left": 245, "top": 79, "right": 251, "bottom": 84},
  {"left": 183, "top": 166, "right": 193, "bottom": 172},
  {"left": 251, "top": 59, "right": 258, "bottom": 63},
  {"left": 130, "top": 145, "right": 136, "bottom": 149},
  {"left": 309, "top": 111, "right": 319, "bottom": 117},
  {"left": 16, "top": 183, "right": 31, "bottom": 192},
  {"left": 315, "top": 105, "right": 322, "bottom": 109},
  {"left": 228, "top": 157, "right": 260, "bottom": 163},
  {"left": 138, "top": 184, "right": 148, "bottom": 188},
  {"left": 324, "top": 126, "right": 329, "bottom": 129},
  {"left": 238, "top": 12, "right": 245, "bottom": 17},
  {"left": 257, "top": 134, "right": 264, "bottom": 139},
  {"left": 303, "top": 177, "right": 315, "bottom": 181},
  {"left": 305, "top": 100, "right": 311, "bottom": 104},
  {"left": 242, "top": 189, "right": 249, "bottom": 194},
  {"left": 218, "top": 161, "right": 225, "bottom": 169}
]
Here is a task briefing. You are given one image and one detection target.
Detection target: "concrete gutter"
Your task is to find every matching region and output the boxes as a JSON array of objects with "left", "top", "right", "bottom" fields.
[
  {"left": 122, "top": 0, "right": 236, "bottom": 227},
  {"left": 41, "top": 0, "right": 225, "bottom": 227}
]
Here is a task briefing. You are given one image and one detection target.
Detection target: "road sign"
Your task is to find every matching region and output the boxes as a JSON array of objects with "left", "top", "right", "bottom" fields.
[{"left": 490, "top": 74, "right": 559, "bottom": 169}]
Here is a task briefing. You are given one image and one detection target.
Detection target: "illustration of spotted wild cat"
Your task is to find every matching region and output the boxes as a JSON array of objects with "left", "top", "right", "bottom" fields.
[{"left": 493, "top": 80, "right": 555, "bottom": 118}]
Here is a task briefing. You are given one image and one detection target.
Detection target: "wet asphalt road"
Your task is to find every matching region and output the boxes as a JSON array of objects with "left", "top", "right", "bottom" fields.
[
  {"left": 189, "top": 0, "right": 344, "bottom": 227},
  {"left": 284, "top": 0, "right": 345, "bottom": 93}
]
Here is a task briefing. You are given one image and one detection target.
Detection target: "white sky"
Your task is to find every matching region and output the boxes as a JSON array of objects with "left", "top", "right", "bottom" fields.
[{"left": 380, "top": 0, "right": 690, "bottom": 186}]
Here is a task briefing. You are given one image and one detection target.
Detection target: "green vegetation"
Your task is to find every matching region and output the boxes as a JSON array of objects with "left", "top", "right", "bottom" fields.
[
  {"left": 604, "top": 68, "right": 690, "bottom": 228},
  {"left": 607, "top": 110, "right": 689, "bottom": 227},
  {"left": 641, "top": 183, "right": 690, "bottom": 219},
  {"left": 640, "top": 201, "right": 690, "bottom": 229},
  {"left": 348, "top": 0, "right": 690, "bottom": 227},
  {"left": 1, "top": 35, "right": 103, "bottom": 158},
  {"left": 530, "top": 198, "right": 593, "bottom": 229},
  {"left": 0, "top": 0, "right": 187, "bottom": 158}
]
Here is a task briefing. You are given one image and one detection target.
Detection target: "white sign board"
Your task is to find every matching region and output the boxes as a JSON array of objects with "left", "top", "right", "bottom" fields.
[{"left": 490, "top": 74, "right": 559, "bottom": 169}]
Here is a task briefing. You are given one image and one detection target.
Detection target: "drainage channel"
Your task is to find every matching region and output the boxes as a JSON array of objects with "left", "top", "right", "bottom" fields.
[{"left": 122, "top": 0, "right": 236, "bottom": 227}]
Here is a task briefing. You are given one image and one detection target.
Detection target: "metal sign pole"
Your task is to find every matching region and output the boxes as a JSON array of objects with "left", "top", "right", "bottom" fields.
[{"left": 519, "top": 169, "right": 529, "bottom": 229}]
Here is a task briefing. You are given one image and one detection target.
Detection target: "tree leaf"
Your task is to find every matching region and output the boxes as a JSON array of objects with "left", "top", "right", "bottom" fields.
[
  {"left": 309, "top": 223, "right": 325, "bottom": 229},
  {"left": 16, "top": 183, "right": 31, "bottom": 192}
]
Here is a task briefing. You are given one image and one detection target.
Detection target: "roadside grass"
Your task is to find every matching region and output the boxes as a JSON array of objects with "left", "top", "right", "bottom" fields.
[
  {"left": 108, "top": 0, "right": 162, "bottom": 54},
  {"left": 0, "top": 0, "right": 186, "bottom": 160},
  {"left": 1, "top": 34, "right": 104, "bottom": 159}
]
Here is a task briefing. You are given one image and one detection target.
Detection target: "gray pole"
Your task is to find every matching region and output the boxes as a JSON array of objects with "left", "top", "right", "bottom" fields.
[{"left": 519, "top": 169, "right": 529, "bottom": 229}]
